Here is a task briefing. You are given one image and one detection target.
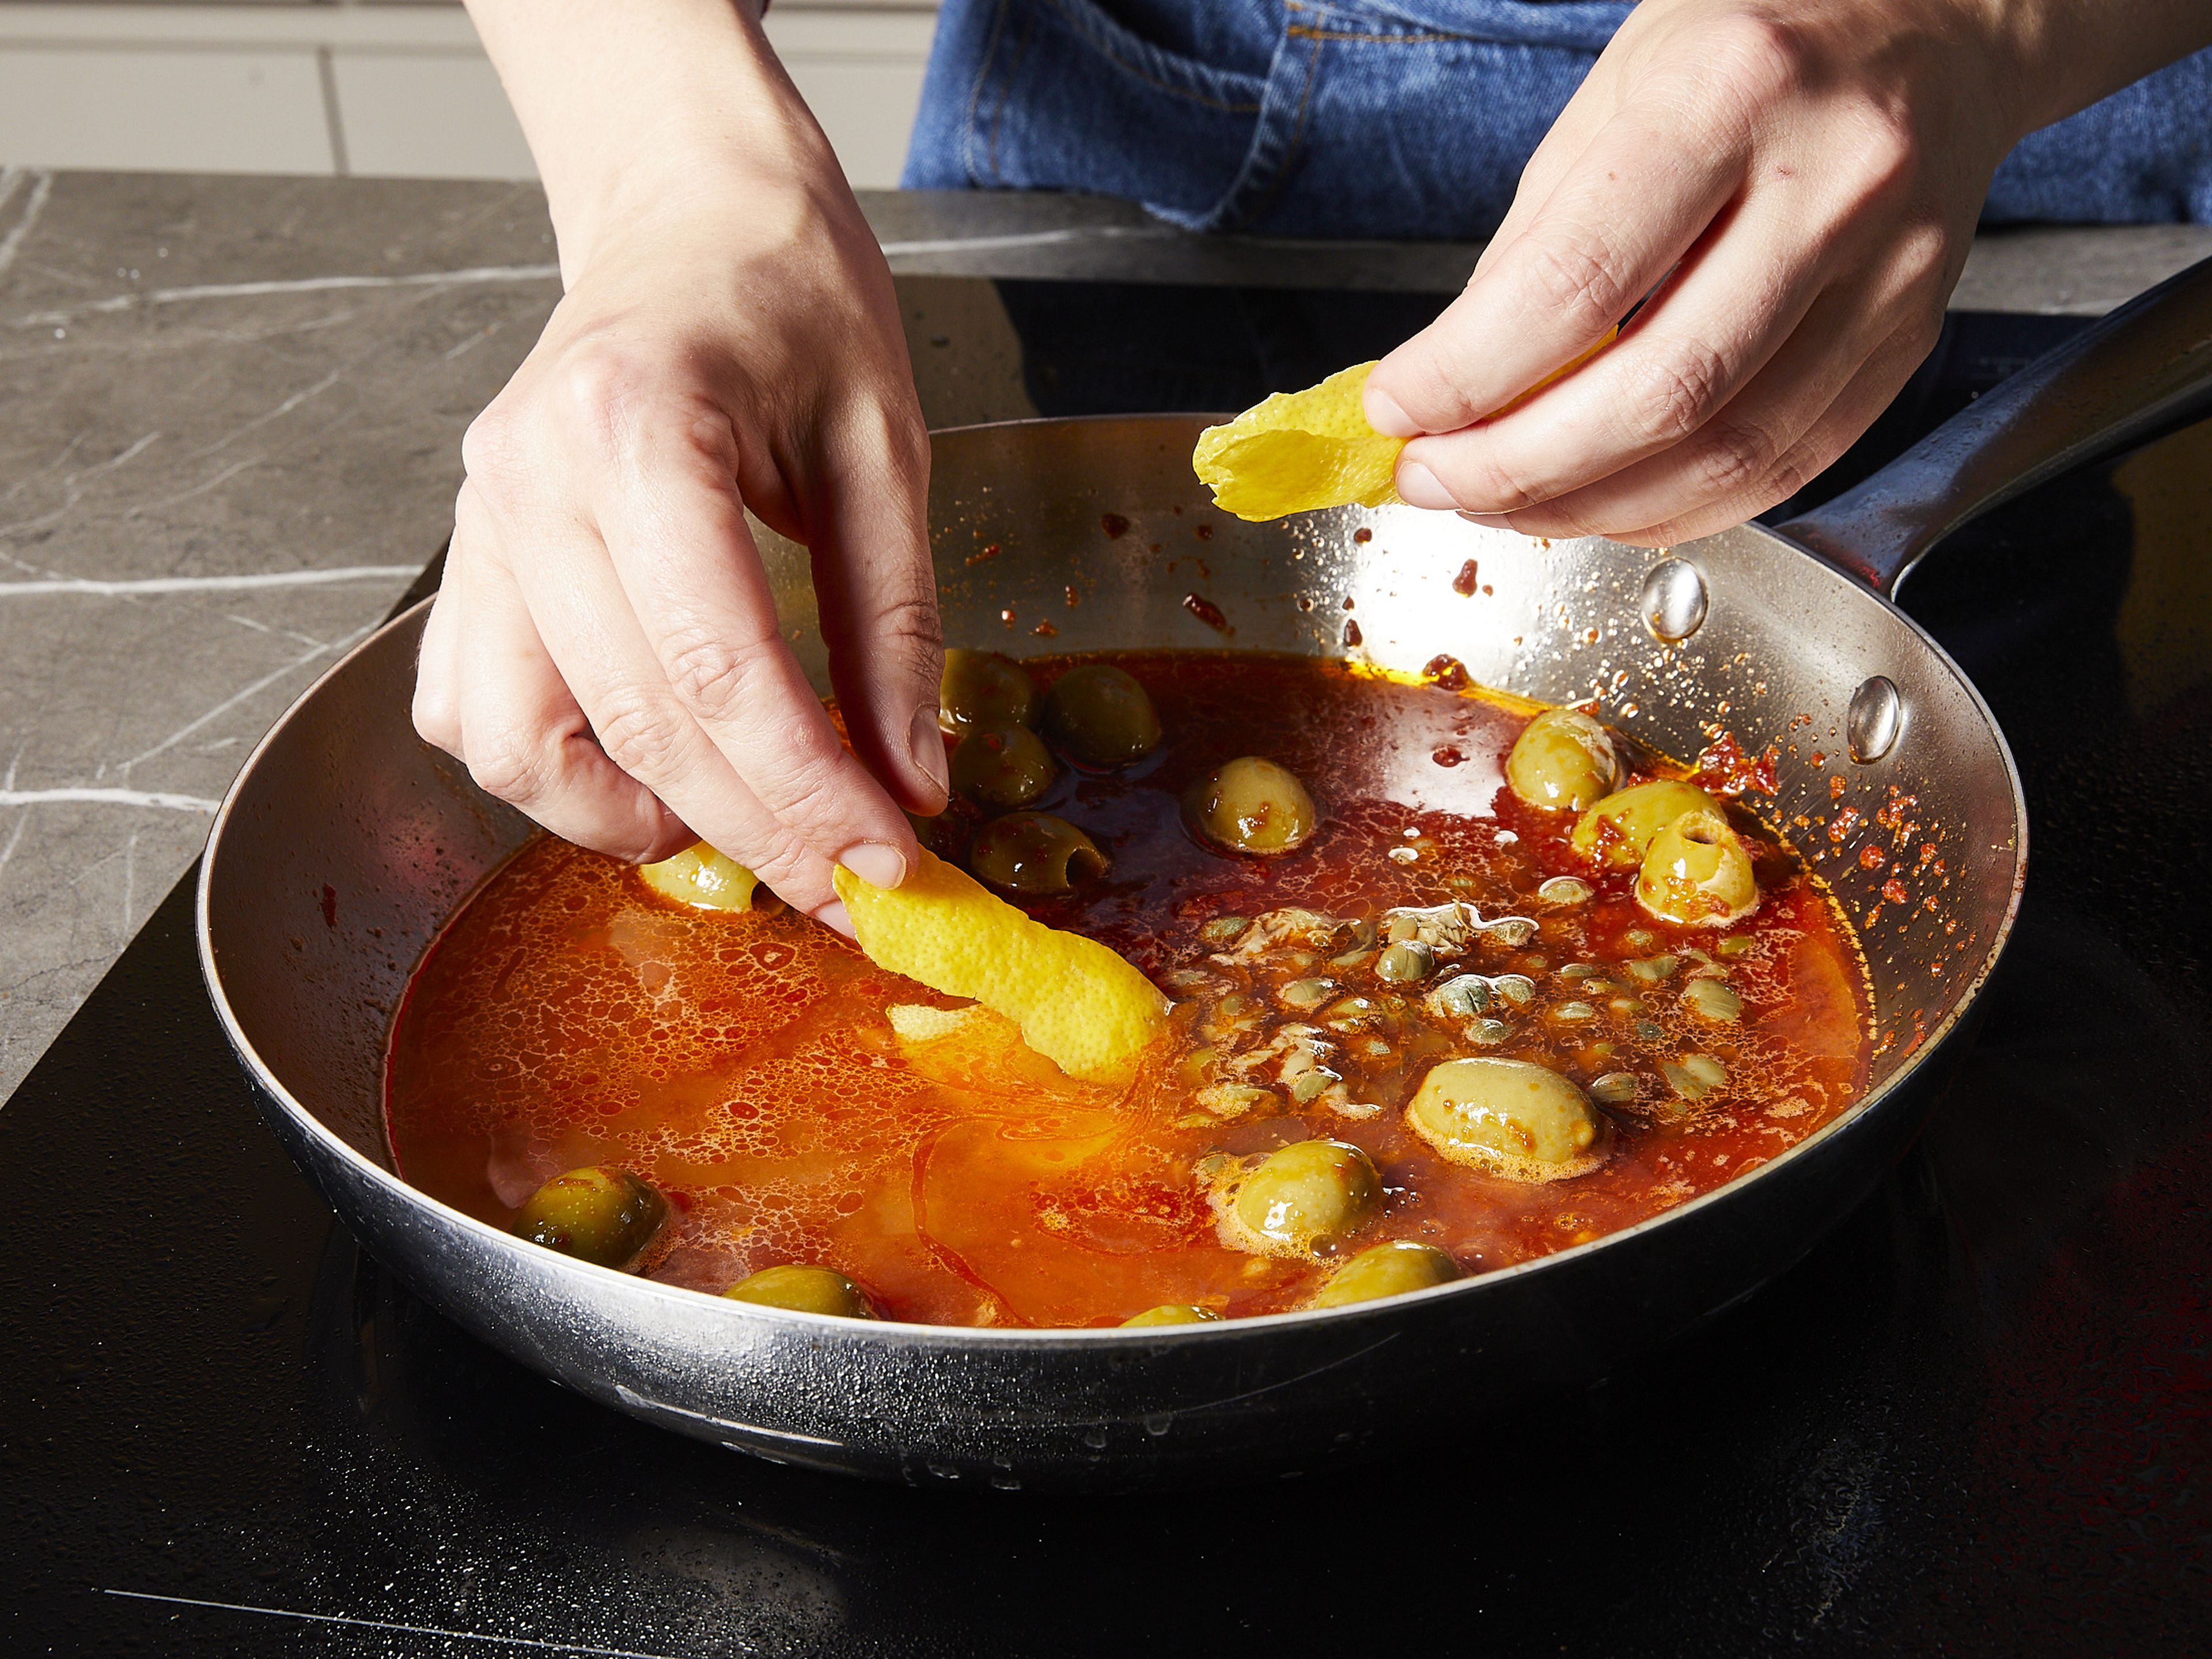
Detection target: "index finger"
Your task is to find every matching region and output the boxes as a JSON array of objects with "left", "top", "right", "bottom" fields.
[
  {"left": 580, "top": 390, "right": 924, "bottom": 888},
  {"left": 1363, "top": 101, "right": 1748, "bottom": 438}
]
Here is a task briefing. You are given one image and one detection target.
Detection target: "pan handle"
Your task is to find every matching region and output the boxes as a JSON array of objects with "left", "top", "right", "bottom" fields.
[{"left": 1779, "top": 253, "right": 2212, "bottom": 597}]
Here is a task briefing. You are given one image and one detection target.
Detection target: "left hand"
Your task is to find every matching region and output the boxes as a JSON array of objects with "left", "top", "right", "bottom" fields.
[{"left": 1361, "top": 0, "right": 2028, "bottom": 545}]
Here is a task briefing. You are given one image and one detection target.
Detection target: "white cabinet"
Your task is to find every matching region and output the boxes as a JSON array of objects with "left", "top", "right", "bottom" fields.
[{"left": 0, "top": 2, "right": 938, "bottom": 188}]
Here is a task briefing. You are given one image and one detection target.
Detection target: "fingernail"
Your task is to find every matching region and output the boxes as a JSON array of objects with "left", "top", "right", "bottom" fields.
[
  {"left": 1457, "top": 510, "right": 1514, "bottom": 529},
  {"left": 1395, "top": 460, "right": 1458, "bottom": 510},
  {"left": 908, "top": 703, "right": 950, "bottom": 802},
  {"left": 1365, "top": 384, "right": 1418, "bottom": 439},
  {"left": 812, "top": 898, "right": 856, "bottom": 939},
  {"left": 839, "top": 841, "right": 906, "bottom": 889}
]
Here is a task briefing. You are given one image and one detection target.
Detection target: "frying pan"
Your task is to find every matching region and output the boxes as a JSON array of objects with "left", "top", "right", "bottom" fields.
[{"left": 199, "top": 256, "right": 2212, "bottom": 1491}]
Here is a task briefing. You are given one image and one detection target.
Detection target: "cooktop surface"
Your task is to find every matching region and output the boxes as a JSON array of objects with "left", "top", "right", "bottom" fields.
[{"left": 5, "top": 279, "right": 2208, "bottom": 1657}]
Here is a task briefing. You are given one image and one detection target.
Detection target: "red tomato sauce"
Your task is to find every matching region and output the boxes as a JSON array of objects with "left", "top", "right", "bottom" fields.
[{"left": 385, "top": 653, "right": 1870, "bottom": 1327}]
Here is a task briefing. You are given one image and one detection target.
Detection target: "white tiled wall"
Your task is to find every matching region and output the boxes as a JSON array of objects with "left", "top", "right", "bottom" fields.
[{"left": 0, "top": 1, "right": 940, "bottom": 187}]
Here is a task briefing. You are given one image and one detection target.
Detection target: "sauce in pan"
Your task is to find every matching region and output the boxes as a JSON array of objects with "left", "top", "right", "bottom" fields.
[{"left": 385, "top": 653, "right": 1870, "bottom": 1327}]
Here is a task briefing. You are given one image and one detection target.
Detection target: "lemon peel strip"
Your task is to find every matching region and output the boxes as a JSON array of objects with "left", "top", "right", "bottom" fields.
[
  {"left": 1192, "top": 330, "right": 1618, "bottom": 524},
  {"left": 639, "top": 842, "right": 758, "bottom": 911},
  {"left": 835, "top": 850, "right": 1170, "bottom": 1082}
]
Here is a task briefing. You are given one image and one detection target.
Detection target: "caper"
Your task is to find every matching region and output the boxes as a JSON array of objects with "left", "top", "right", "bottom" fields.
[
  {"left": 1682, "top": 978, "right": 1744, "bottom": 1022},
  {"left": 638, "top": 842, "right": 758, "bottom": 911},
  {"left": 1636, "top": 808, "right": 1760, "bottom": 926},
  {"left": 1572, "top": 780, "right": 1726, "bottom": 870},
  {"left": 1041, "top": 664, "right": 1161, "bottom": 767},
  {"left": 1491, "top": 974, "right": 1536, "bottom": 1006},
  {"left": 969, "top": 812, "right": 1108, "bottom": 895},
  {"left": 940, "top": 647, "right": 1037, "bottom": 733},
  {"left": 1537, "top": 875, "right": 1593, "bottom": 907},
  {"left": 1426, "top": 974, "right": 1493, "bottom": 1018},
  {"left": 1122, "top": 1304, "right": 1221, "bottom": 1327},
  {"left": 1281, "top": 978, "right": 1335, "bottom": 1010},
  {"left": 1625, "top": 955, "right": 1679, "bottom": 983},
  {"left": 1623, "top": 927, "right": 1657, "bottom": 950},
  {"left": 1550, "top": 1001, "right": 1597, "bottom": 1023},
  {"left": 1505, "top": 707, "right": 1620, "bottom": 811},
  {"left": 1558, "top": 963, "right": 1599, "bottom": 980},
  {"left": 1716, "top": 935, "right": 1756, "bottom": 958},
  {"left": 1589, "top": 1071, "right": 1641, "bottom": 1105},
  {"left": 513, "top": 1166, "right": 669, "bottom": 1269},
  {"left": 1404, "top": 1058, "right": 1607, "bottom": 1179},
  {"left": 1661, "top": 1054, "right": 1729, "bottom": 1099},
  {"left": 1468, "top": 1018, "right": 1510, "bottom": 1044},
  {"left": 1201, "top": 915, "right": 1249, "bottom": 944},
  {"left": 1376, "top": 940, "right": 1434, "bottom": 983},
  {"left": 1309, "top": 1240, "right": 1459, "bottom": 1308},
  {"left": 1185, "top": 755, "right": 1319, "bottom": 855},
  {"left": 949, "top": 722, "right": 1058, "bottom": 809},
  {"left": 1220, "top": 1139, "right": 1381, "bottom": 1255},
  {"left": 1196, "top": 1082, "right": 1277, "bottom": 1120},
  {"left": 722, "top": 1264, "right": 878, "bottom": 1318}
]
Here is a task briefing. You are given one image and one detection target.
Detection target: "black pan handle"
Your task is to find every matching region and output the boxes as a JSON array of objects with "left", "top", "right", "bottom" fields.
[{"left": 1780, "top": 252, "right": 2212, "bottom": 597}]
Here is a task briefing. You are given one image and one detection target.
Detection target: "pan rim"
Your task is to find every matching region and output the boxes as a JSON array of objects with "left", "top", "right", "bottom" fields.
[{"left": 195, "top": 492, "right": 2027, "bottom": 1353}]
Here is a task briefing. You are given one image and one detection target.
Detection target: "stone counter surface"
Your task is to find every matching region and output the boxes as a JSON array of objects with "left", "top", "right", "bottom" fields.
[{"left": 2, "top": 166, "right": 2208, "bottom": 1103}]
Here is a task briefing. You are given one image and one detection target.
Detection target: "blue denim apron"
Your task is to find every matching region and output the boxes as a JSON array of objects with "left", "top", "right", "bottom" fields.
[{"left": 901, "top": 0, "right": 2212, "bottom": 239}]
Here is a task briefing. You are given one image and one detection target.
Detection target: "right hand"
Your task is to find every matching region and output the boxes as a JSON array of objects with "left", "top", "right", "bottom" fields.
[{"left": 412, "top": 157, "right": 947, "bottom": 930}]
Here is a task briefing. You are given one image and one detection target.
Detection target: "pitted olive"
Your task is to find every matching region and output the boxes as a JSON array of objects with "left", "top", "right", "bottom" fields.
[
  {"left": 950, "top": 723, "right": 1058, "bottom": 809},
  {"left": 638, "top": 842, "right": 759, "bottom": 911},
  {"left": 940, "top": 648, "right": 1037, "bottom": 733},
  {"left": 1309, "top": 1240, "right": 1459, "bottom": 1308},
  {"left": 513, "top": 1166, "right": 669, "bottom": 1268},
  {"left": 1120, "top": 1304, "right": 1222, "bottom": 1327},
  {"left": 1404, "top": 1058, "right": 1608, "bottom": 1181},
  {"left": 722, "top": 1264, "right": 878, "bottom": 1318},
  {"left": 969, "top": 812, "right": 1108, "bottom": 895},
  {"left": 1505, "top": 708, "right": 1621, "bottom": 811},
  {"left": 1041, "top": 664, "right": 1162, "bottom": 767},
  {"left": 1185, "top": 756, "right": 1317, "bottom": 855},
  {"left": 1571, "top": 779, "right": 1725, "bottom": 869},
  {"left": 1215, "top": 1138, "right": 1381, "bottom": 1257},
  {"left": 1636, "top": 807, "right": 1761, "bottom": 925}
]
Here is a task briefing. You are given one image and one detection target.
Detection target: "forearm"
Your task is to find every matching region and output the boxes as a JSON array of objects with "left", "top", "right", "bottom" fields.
[
  {"left": 463, "top": 0, "right": 835, "bottom": 277},
  {"left": 1983, "top": 0, "right": 2212, "bottom": 134}
]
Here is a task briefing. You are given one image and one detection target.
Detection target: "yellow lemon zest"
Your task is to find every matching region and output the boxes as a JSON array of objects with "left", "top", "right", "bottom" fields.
[
  {"left": 835, "top": 850, "right": 1169, "bottom": 1082},
  {"left": 638, "top": 842, "right": 758, "bottom": 911},
  {"left": 1192, "top": 329, "right": 1618, "bottom": 523}
]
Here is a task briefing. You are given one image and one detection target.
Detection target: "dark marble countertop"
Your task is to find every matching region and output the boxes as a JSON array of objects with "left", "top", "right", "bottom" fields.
[{"left": 2, "top": 166, "right": 2208, "bottom": 1101}]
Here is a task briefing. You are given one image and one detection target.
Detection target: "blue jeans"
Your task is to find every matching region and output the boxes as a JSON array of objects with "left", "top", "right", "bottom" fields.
[{"left": 902, "top": 0, "right": 2212, "bottom": 238}]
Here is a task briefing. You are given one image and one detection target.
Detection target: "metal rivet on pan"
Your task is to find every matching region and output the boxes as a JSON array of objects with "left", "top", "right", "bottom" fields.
[
  {"left": 1848, "top": 676, "right": 1903, "bottom": 763},
  {"left": 1640, "top": 559, "right": 1708, "bottom": 642}
]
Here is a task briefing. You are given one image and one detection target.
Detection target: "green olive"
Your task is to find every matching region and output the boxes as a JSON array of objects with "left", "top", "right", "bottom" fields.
[
  {"left": 638, "top": 842, "right": 758, "bottom": 911},
  {"left": 722, "top": 1264, "right": 878, "bottom": 1319},
  {"left": 1120, "top": 1304, "right": 1222, "bottom": 1327},
  {"left": 1221, "top": 1139, "right": 1381, "bottom": 1256},
  {"left": 1636, "top": 807, "right": 1760, "bottom": 926},
  {"left": 1404, "top": 1058, "right": 1607, "bottom": 1179},
  {"left": 949, "top": 723, "right": 1058, "bottom": 809},
  {"left": 513, "top": 1166, "right": 669, "bottom": 1268},
  {"left": 1506, "top": 708, "right": 1621, "bottom": 811},
  {"left": 1041, "top": 664, "right": 1162, "bottom": 767},
  {"left": 940, "top": 648, "right": 1037, "bottom": 734},
  {"left": 1309, "top": 1240, "right": 1459, "bottom": 1308},
  {"left": 1184, "top": 756, "right": 1318, "bottom": 854},
  {"left": 1571, "top": 779, "right": 1725, "bottom": 870},
  {"left": 969, "top": 812, "right": 1108, "bottom": 895}
]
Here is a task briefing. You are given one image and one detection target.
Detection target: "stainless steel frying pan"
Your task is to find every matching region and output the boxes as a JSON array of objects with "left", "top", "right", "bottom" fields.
[{"left": 199, "top": 257, "right": 2212, "bottom": 1491}]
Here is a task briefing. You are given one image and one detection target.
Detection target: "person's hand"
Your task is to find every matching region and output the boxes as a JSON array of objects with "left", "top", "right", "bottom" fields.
[
  {"left": 415, "top": 2, "right": 947, "bottom": 929},
  {"left": 1363, "top": 0, "right": 2032, "bottom": 546}
]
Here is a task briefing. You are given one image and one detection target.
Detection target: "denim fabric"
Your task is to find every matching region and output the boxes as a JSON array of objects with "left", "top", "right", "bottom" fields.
[{"left": 902, "top": 0, "right": 2212, "bottom": 238}]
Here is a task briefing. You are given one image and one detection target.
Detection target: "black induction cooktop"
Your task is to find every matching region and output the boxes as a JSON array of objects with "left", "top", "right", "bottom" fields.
[{"left": 6, "top": 278, "right": 2209, "bottom": 1658}]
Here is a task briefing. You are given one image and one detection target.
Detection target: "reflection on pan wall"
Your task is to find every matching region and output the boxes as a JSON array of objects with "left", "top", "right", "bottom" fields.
[{"left": 0, "top": 1, "right": 939, "bottom": 189}]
